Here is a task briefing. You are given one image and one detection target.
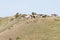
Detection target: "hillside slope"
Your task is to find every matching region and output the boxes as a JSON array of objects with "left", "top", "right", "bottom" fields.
[{"left": 0, "top": 17, "right": 60, "bottom": 40}]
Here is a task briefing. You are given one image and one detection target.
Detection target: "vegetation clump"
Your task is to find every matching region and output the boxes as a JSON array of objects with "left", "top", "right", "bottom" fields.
[
  {"left": 15, "top": 12, "right": 19, "bottom": 18},
  {"left": 32, "top": 12, "right": 36, "bottom": 15}
]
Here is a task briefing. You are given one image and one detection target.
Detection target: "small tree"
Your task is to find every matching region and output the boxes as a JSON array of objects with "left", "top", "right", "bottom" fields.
[
  {"left": 32, "top": 12, "right": 36, "bottom": 15},
  {"left": 15, "top": 12, "right": 19, "bottom": 18}
]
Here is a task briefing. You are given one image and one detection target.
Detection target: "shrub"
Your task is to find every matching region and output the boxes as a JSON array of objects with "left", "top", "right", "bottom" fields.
[
  {"left": 32, "top": 12, "right": 36, "bottom": 15},
  {"left": 15, "top": 12, "right": 19, "bottom": 18}
]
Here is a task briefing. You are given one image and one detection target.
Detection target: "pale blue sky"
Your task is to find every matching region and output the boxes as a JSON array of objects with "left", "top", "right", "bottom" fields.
[{"left": 0, "top": 0, "right": 60, "bottom": 17}]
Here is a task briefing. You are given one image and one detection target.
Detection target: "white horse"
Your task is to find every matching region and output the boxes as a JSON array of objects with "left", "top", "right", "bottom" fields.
[{"left": 25, "top": 15, "right": 31, "bottom": 19}]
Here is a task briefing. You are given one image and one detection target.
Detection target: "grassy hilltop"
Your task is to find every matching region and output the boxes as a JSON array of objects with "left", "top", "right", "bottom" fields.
[{"left": 0, "top": 14, "right": 60, "bottom": 40}]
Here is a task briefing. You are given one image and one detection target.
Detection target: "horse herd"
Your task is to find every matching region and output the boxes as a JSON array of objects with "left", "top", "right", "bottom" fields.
[
  {"left": 24, "top": 14, "right": 58, "bottom": 19},
  {"left": 24, "top": 14, "right": 47, "bottom": 19},
  {"left": 9, "top": 13, "right": 58, "bottom": 21}
]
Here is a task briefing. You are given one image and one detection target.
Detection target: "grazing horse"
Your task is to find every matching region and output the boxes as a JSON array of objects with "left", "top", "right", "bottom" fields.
[{"left": 25, "top": 15, "right": 31, "bottom": 19}]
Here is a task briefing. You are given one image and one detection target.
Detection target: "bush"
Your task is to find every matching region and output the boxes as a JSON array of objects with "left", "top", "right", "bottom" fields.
[
  {"left": 32, "top": 12, "right": 36, "bottom": 15},
  {"left": 15, "top": 12, "right": 19, "bottom": 18}
]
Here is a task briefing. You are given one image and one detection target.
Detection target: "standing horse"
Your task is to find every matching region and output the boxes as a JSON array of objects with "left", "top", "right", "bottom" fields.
[{"left": 25, "top": 15, "right": 31, "bottom": 19}]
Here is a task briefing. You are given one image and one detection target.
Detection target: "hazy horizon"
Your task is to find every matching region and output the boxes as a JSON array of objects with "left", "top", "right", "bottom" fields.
[{"left": 0, "top": 0, "right": 60, "bottom": 17}]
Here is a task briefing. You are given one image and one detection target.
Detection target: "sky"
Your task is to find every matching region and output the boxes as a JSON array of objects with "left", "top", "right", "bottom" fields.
[{"left": 0, "top": 0, "right": 60, "bottom": 17}]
